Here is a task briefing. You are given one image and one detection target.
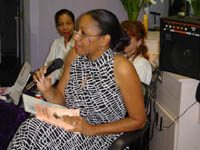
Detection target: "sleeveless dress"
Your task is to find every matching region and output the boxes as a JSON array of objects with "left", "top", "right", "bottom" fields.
[{"left": 7, "top": 49, "right": 127, "bottom": 150}]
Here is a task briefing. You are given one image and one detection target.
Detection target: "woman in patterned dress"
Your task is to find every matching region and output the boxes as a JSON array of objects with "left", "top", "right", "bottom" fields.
[{"left": 8, "top": 9, "right": 146, "bottom": 150}]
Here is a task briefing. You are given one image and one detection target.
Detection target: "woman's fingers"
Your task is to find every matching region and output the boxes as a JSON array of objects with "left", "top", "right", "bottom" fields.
[
  {"left": 53, "top": 115, "right": 93, "bottom": 135},
  {"left": 33, "top": 66, "right": 48, "bottom": 82},
  {"left": 43, "top": 66, "right": 47, "bottom": 74},
  {"left": 33, "top": 69, "right": 42, "bottom": 82},
  {"left": 32, "top": 66, "right": 52, "bottom": 92},
  {"left": 62, "top": 116, "right": 78, "bottom": 126}
]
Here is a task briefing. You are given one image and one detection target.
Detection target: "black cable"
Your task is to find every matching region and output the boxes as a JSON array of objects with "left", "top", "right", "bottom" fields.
[
  {"left": 150, "top": 68, "right": 198, "bottom": 131},
  {"left": 149, "top": 67, "right": 159, "bottom": 141},
  {"left": 163, "top": 101, "right": 197, "bottom": 129},
  {"left": 143, "top": 67, "right": 160, "bottom": 143}
]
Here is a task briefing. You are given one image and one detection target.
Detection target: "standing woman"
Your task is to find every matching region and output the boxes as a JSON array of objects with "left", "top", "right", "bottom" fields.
[
  {"left": 8, "top": 9, "right": 146, "bottom": 150},
  {"left": 44, "top": 9, "right": 75, "bottom": 85},
  {"left": 121, "top": 20, "right": 152, "bottom": 85}
]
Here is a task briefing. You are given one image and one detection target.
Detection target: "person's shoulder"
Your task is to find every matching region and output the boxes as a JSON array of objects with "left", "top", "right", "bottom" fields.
[
  {"left": 114, "top": 53, "right": 127, "bottom": 63},
  {"left": 113, "top": 53, "right": 139, "bottom": 87},
  {"left": 51, "top": 37, "right": 63, "bottom": 45},
  {"left": 114, "top": 54, "right": 135, "bottom": 75},
  {"left": 133, "top": 56, "right": 152, "bottom": 75},
  {"left": 134, "top": 55, "right": 151, "bottom": 66}
]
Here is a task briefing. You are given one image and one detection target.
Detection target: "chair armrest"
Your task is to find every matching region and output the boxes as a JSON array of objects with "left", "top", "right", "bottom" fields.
[{"left": 108, "top": 121, "right": 149, "bottom": 150}]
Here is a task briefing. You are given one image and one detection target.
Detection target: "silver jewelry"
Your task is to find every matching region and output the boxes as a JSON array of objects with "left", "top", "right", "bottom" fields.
[{"left": 101, "top": 47, "right": 104, "bottom": 50}]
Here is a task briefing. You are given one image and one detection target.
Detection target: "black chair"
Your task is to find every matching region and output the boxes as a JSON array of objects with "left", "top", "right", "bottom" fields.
[{"left": 109, "top": 82, "right": 152, "bottom": 150}]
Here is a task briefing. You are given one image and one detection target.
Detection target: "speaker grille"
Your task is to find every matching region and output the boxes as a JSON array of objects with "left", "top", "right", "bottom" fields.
[
  {"left": 159, "top": 16, "right": 200, "bottom": 80},
  {"left": 170, "top": 36, "right": 195, "bottom": 71}
]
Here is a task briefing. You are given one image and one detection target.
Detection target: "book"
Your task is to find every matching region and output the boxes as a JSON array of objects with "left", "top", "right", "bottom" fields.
[{"left": 23, "top": 94, "right": 80, "bottom": 132}]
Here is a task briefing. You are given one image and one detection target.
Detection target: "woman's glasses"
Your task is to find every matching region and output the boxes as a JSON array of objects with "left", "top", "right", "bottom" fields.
[{"left": 73, "top": 30, "right": 104, "bottom": 40}]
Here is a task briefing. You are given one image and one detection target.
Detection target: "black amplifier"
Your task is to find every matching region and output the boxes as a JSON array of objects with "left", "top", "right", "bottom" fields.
[{"left": 159, "top": 16, "right": 200, "bottom": 80}]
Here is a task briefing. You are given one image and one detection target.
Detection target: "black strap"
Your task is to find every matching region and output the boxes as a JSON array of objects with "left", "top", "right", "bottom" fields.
[{"left": 195, "top": 82, "right": 200, "bottom": 103}]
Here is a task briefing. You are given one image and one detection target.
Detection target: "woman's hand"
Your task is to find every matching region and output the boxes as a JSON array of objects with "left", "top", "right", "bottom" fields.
[
  {"left": 62, "top": 115, "right": 95, "bottom": 136},
  {"left": 33, "top": 66, "right": 52, "bottom": 93}
]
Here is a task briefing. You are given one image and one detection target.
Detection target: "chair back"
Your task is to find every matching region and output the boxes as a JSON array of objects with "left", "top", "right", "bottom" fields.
[
  {"left": 141, "top": 82, "right": 151, "bottom": 115},
  {"left": 108, "top": 82, "right": 152, "bottom": 150}
]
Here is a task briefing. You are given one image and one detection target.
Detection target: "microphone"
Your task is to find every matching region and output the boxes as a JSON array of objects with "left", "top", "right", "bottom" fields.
[{"left": 25, "top": 58, "right": 64, "bottom": 90}]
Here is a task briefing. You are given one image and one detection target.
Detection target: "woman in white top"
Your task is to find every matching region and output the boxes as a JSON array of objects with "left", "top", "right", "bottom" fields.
[
  {"left": 44, "top": 9, "right": 75, "bottom": 85},
  {"left": 121, "top": 20, "right": 152, "bottom": 85}
]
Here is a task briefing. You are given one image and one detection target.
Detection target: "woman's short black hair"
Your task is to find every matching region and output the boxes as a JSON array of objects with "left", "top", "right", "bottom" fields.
[
  {"left": 85, "top": 9, "right": 130, "bottom": 52},
  {"left": 55, "top": 9, "right": 75, "bottom": 26}
]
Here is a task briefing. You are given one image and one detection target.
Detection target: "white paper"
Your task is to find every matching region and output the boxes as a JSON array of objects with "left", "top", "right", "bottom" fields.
[
  {"left": 23, "top": 94, "right": 80, "bottom": 133},
  {"left": 10, "top": 61, "right": 31, "bottom": 105},
  {"left": 23, "top": 94, "right": 66, "bottom": 115},
  {"left": 0, "top": 95, "right": 7, "bottom": 101}
]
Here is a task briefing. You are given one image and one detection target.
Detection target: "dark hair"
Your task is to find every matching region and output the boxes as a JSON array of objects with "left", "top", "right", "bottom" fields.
[
  {"left": 121, "top": 20, "right": 149, "bottom": 60},
  {"left": 55, "top": 9, "right": 75, "bottom": 26},
  {"left": 85, "top": 9, "right": 130, "bottom": 52}
]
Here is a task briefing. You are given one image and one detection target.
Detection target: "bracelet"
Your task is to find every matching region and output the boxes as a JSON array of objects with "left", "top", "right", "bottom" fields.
[{"left": 44, "top": 89, "right": 55, "bottom": 101}]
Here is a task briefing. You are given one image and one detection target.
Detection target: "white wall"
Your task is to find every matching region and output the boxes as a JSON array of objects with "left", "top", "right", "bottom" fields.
[{"left": 26, "top": 0, "right": 128, "bottom": 70}]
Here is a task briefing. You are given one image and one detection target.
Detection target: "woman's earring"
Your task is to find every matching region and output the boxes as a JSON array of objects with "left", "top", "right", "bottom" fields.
[{"left": 101, "top": 47, "right": 104, "bottom": 50}]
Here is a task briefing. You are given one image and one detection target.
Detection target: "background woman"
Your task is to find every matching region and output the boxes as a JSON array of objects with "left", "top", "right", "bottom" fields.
[
  {"left": 8, "top": 9, "right": 146, "bottom": 150},
  {"left": 121, "top": 20, "right": 152, "bottom": 85},
  {"left": 44, "top": 9, "right": 75, "bottom": 85}
]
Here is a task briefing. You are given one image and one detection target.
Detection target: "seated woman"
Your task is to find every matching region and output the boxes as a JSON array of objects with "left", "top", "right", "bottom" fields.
[
  {"left": 121, "top": 20, "right": 152, "bottom": 85},
  {"left": 8, "top": 9, "right": 146, "bottom": 150},
  {"left": 44, "top": 9, "right": 75, "bottom": 85}
]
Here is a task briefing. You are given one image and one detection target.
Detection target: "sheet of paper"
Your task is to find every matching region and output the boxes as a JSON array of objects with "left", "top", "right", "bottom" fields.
[
  {"left": 36, "top": 104, "right": 79, "bottom": 131},
  {"left": 0, "top": 95, "right": 7, "bottom": 101},
  {"left": 10, "top": 61, "right": 31, "bottom": 105},
  {"left": 23, "top": 94, "right": 80, "bottom": 133},
  {"left": 23, "top": 94, "right": 66, "bottom": 114}
]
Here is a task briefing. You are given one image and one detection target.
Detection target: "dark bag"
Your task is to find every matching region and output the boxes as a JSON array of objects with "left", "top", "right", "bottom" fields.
[{"left": 0, "top": 99, "right": 29, "bottom": 150}]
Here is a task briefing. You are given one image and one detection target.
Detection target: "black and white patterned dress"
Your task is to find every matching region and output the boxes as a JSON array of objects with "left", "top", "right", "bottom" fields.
[{"left": 7, "top": 49, "right": 127, "bottom": 150}]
